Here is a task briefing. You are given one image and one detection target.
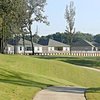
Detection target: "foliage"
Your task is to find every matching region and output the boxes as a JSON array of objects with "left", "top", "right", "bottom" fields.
[
  {"left": 0, "top": 0, "right": 28, "bottom": 53},
  {"left": 24, "top": 34, "right": 40, "bottom": 43},
  {"left": 0, "top": 0, "right": 48, "bottom": 54},
  {"left": 65, "top": 1, "right": 75, "bottom": 45},
  {"left": 94, "top": 34, "right": 100, "bottom": 43},
  {"left": 38, "top": 31, "right": 95, "bottom": 45},
  {"left": 73, "top": 32, "right": 93, "bottom": 42},
  {"left": 25, "top": 0, "right": 48, "bottom": 55}
]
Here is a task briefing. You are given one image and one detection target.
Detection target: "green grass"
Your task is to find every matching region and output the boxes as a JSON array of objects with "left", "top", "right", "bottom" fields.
[
  {"left": 38, "top": 56, "right": 100, "bottom": 68},
  {"left": 0, "top": 54, "right": 100, "bottom": 100},
  {"left": 86, "top": 88, "right": 100, "bottom": 100}
]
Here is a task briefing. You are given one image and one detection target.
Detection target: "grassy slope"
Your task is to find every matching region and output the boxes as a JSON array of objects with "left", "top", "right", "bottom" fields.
[
  {"left": 39, "top": 56, "right": 100, "bottom": 100},
  {"left": 0, "top": 55, "right": 100, "bottom": 100}
]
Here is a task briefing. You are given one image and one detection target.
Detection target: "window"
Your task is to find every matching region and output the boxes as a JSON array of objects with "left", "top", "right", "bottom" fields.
[
  {"left": 25, "top": 47, "right": 32, "bottom": 51},
  {"left": 55, "top": 47, "right": 63, "bottom": 51},
  {"left": 20, "top": 47, "right": 22, "bottom": 51},
  {"left": 37, "top": 47, "right": 39, "bottom": 51},
  {"left": 98, "top": 48, "right": 100, "bottom": 51}
]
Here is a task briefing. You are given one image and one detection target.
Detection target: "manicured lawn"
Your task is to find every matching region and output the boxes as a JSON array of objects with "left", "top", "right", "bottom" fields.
[
  {"left": 38, "top": 56, "right": 100, "bottom": 100},
  {"left": 0, "top": 54, "right": 100, "bottom": 100},
  {"left": 86, "top": 88, "right": 100, "bottom": 100},
  {"left": 38, "top": 56, "right": 100, "bottom": 69}
]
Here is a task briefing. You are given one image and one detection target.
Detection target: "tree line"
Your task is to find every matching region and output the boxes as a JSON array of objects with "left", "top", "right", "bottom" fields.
[{"left": 25, "top": 32, "right": 100, "bottom": 45}]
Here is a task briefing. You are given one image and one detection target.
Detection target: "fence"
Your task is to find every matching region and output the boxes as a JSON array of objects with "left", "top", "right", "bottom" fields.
[
  {"left": 38, "top": 51, "right": 100, "bottom": 56},
  {"left": 71, "top": 51, "right": 100, "bottom": 56}
]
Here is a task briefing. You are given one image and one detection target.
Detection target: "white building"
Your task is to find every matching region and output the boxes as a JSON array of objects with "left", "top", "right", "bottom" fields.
[
  {"left": 6, "top": 38, "right": 43, "bottom": 54},
  {"left": 5, "top": 38, "right": 70, "bottom": 55},
  {"left": 47, "top": 39, "right": 70, "bottom": 53}
]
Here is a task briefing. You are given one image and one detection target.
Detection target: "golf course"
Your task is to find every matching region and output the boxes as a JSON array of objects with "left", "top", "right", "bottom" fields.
[{"left": 0, "top": 54, "right": 100, "bottom": 100}]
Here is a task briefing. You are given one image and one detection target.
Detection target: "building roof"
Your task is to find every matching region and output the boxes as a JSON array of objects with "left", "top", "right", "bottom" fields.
[
  {"left": 8, "top": 38, "right": 42, "bottom": 47},
  {"left": 18, "top": 38, "right": 31, "bottom": 45},
  {"left": 7, "top": 39, "right": 19, "bottom": 45},
  {"left": 48, "top": 39, "right": 69, "bottom": 47},
  {"left": 91, "top": 42, "right": 100, "bottom": 47},
  {"left": 18, "top": 38, "right": 42, "bottom": 46},
  {"left": 38, "top": 39, "right": 69, "bottom": 47},
  {"left": 38, "top": 39, "right": 49, "bottom": 46},
  {"left": 7, "top": 44, "right": 14, "bottom": 47},
  {"left": 72, "top": 39, "right": 95, "bottom": 47}
]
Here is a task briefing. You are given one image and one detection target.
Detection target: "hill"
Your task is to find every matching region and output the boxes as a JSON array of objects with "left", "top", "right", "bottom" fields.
[{"left": 0, "top": 54, "right": 100, "bottom": 100}]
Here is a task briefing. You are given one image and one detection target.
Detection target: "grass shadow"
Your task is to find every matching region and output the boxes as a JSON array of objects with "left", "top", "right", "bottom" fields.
[
  {"left": 35, "top": 56, "right": 79, "bottom": 60},
  {"left": 86, "top": 87, "right": 100, "bottom": 93},
  {"left": 0, "top": 68, "right": 51, "bottom": 89},
  {"left": 61, "top": 59, "right": 100, "bottom": 68},
  {"left": 36, "top": 56, "right": 100, "bottom": 68}
]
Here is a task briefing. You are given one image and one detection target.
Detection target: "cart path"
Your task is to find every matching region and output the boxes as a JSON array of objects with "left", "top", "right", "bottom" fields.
[
  {"left": 82, "top": 66, "right": 100, "bottom": 72},
  {"left": 33, "top": 86, "right": 86, "bottom": 100}
]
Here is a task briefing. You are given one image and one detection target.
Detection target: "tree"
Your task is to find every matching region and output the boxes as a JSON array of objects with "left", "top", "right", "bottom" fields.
[
  {"left": 0, "top": 0, "right": 11, "bottom": 53},
  {"left": 65, "top": 1, "right": 76, "bottom": 54},
  {"left": 32, "top": 34, "right": 40, "bottom": 43},
  {"left": 0, "top": 0, "right": 28, "bottom": 53},
  {"left": 38, "top": 32, "right": 73, "bottom": 45},
  {"left": 25, "top": 0, "right": 49, "bottom": 55},
  {"left": 73, "top": 32, "right": 93, "bottom": 42},
  {"left": 94, "top": 34, "right": 100, "bottom": 43}
]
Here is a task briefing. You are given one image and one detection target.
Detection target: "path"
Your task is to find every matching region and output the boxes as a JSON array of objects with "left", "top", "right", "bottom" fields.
[
  {"left": 33, "top": 86, "right": 86, "bottom": 100},
  {"left": 82, "top": 66, "right": 100, "bottom": 72}
]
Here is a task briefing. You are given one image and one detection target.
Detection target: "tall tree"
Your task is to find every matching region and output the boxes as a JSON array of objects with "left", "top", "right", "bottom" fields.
[
  {"left": 0, "top": 0, "right": 28, "bottom": 53},
  {"left": 65, "top": 1, "right": 76, "bottom": 54},
  {"left": 0, "top": 0, "right": 13, "bottom": 53},
  {"left": 26, "top": 0, "right": 49, "bottom": 55},
  {"left": 0, "top": 0, "right": 19, "bottom": 52}
]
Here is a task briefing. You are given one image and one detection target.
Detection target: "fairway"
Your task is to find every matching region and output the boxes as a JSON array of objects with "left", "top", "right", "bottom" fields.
[{"left": 0, "top": 54, "right": 100, "bottom": 100}]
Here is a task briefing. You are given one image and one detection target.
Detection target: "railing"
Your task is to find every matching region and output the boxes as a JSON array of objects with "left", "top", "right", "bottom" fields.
[
  {"left": 38, "top": 51, "right": 100, "bottom": 56},
  {"left": 71, "top": 51, "right": 100, "bottom": 56},
  {"left": 6, "top": 49, "right": 100, "bottom": 56}
]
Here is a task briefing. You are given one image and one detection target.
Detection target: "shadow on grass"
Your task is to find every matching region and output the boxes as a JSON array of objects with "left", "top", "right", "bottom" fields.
[
  {"left": 61, "top": 59, "right": 100, "bottom": 68},
  {"left": 36, "top": 56, "right": 100, "bottom": 68},
  {"left": 36, "top": 56, "right": 79, "bottom": 60},
  {"left": 0, "top": 68, "right": 51, "bottom": 89},
  {"left": 86, "top": 87, "right": 100, "bottom": 93}
]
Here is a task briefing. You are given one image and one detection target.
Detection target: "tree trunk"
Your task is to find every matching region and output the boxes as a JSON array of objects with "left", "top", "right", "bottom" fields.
[
  {"left": 1, "top": 22, "right": 5, "bottom": 54},
  {"left": 1, "top": 38, "right": 3, "bottom": 53},
  {"left": 0, "top": 38, "right": 1, "bottom": 53},
  {"left": 1, "top": 14, "right": 7, "bottom": 54},
  {"left": 29, "top": 24, "right": 34, "bottom": 55},
  {"left": 22, "top": 34, "right": 25, "bottom": 55},
  {"left": 69, "top": 33, "right": 73, "bottom": 55}
]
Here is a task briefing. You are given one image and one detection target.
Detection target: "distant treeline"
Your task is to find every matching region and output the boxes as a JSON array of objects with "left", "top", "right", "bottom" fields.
[{"left": 24, "top": 32, "right": 100, "bottom": 44}]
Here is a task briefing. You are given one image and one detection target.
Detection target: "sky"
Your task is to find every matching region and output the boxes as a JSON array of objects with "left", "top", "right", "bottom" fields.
[{"left": 32, "top": 0, "right": 100, "bottom": 36}]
